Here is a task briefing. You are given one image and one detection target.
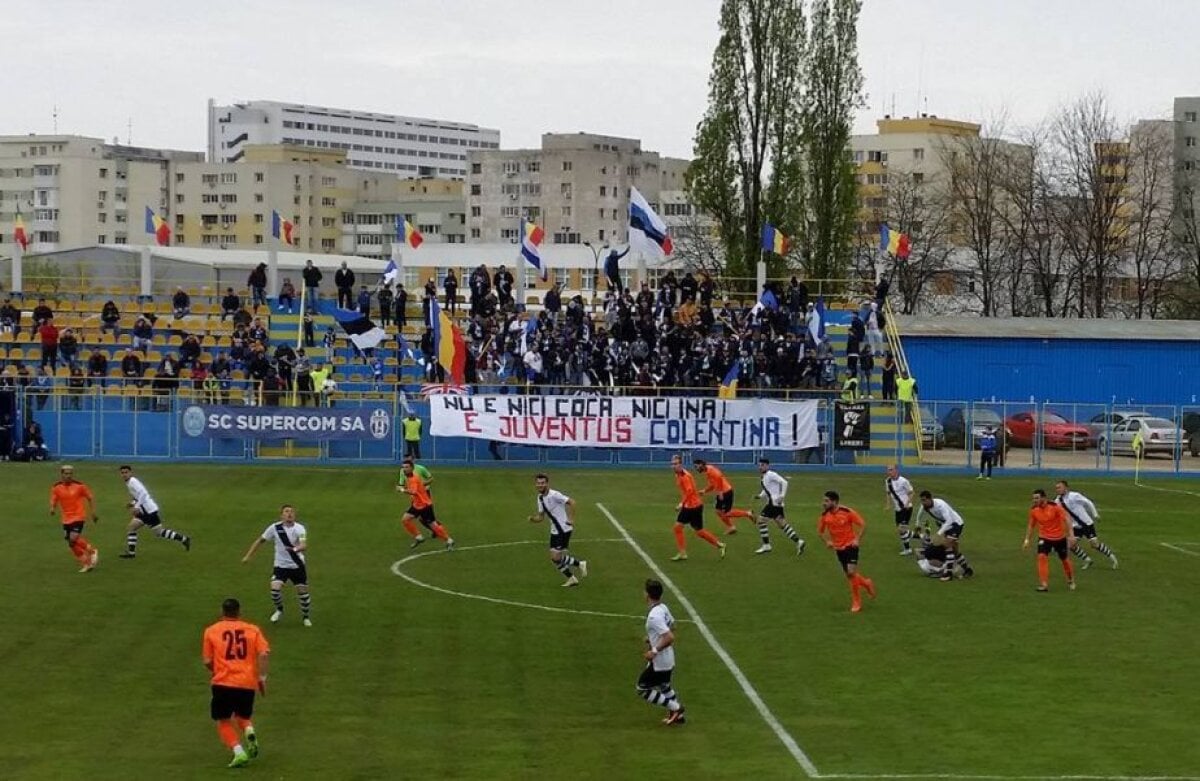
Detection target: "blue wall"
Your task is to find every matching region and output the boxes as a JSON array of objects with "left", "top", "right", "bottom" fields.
[{"left": 906, "top": 337, "right": 1200, "bottom": 404}]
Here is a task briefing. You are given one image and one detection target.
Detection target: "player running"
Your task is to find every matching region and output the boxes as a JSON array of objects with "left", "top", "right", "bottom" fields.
[
  {"left": 693, "top": 458, "right": 753, "bottom": 534},
  {"left": 1024, "top": 489, "right": 1077, "bottom": 592},
  {"left": 669, "top": 455, "right": 726, "bottom": 562},
  {"left": 1055, "top": 480, "right": 1118, "bottom": 570},
  {"left": 528, "top": 473, "right": 588, "bottom": 587},
  {"left": 49, "top": 465, "right": 99, "bottom": 572},
  {"left": 202, "top": 598, "right": 270, "bottom": 768},
  {"left": 884, "top": 465, "right": 916, "bottom": 555},
  {"left": 118, "top": 465, "right": 191, "bottom": 559},
  {"left": 751, "top": 458, "right": 806, "bottom": 556},
  {"left": 916, "top": 491, "right": 976, "bottom": 580},
  {"left": 397, "top": 461, "right": 455, "bottom": 550},
  {"left": 817, "top": 490, "right": 876, "bottom": 612},
  {"left": 400, "top": 458, "right": 433, "bottom": 492},
  {"left": 637, "top": 578, "right": 686, "bottom": 725},
  {"left": 241, "top": 504, "right": 313, "bottom": 626}
]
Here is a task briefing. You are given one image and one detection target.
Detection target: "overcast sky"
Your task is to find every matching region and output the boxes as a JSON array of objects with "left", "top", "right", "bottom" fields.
[{"left": 8, "top": 0, "right": 1194, "bottom": 158}]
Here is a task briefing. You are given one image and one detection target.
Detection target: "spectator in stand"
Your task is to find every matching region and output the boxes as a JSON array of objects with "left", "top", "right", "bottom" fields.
[
  {"left": 334, "top": 261, "right": 355, "bottom": 309},
  {"left": 17, "top": 420, "right": 48, "bottom": 461},
  {"left": 444, "top": 269, "right": 459, "bottom": 315},
  {"left": 66, "top": 366, "right": 85, "bottom": 410},
  {"left": 698, "top": 272, "right": 716, "bottom": 307},
  {"left": 38, "top": 318, "right": 59, "bottom": 369},
  {"left": 356, "top": 285, "right": 371, "bottom": 318},
  {"left": 394, "top": 284, "right": 408, "bottom": 329},
  {"left": 86, "top": 349, "right": 108, "bottom": 387},
  {"left": 544, "top": 284, "right": 562, "bottom": 324},
  {"left": 679, "top": 272, "right": 699, "bottom": 303},
  {"left": 32, "top": 366, "right": 52, "bottom": 410},
  {"left": 247, "top": 263, "right": 268, "bottom": 312},
  {"left": 179, "top": 334, "right": 202, "bottom": 369},
  {"left": 232, "top": 306, "right": 252, "bottom": 330},
  {"left": 100, "top": 299, "right": 121, "bottom": 337},
  {"left": 322, "top": 327, "right": 335, "bottom": 352},
  {"left": 0, "top": 298, "right": 20, "bottom": 339},
  {"left": 302, "top": 312, "right": 315, "bottom": 347},
  {"left": 880, "top": 352, "right": 897, "bottom": 401},
  {"left": 604, "top": 246, "right": 629, "bottom": 292},
  {"left": 874, "top": 276, "right": 890, "bottom": 310},
  {"left": 248, "top": 318, "right": 267, "bottom": 346},
  {"left": 302, "top": 260, "right": 323, "bottom": 309},
  {"left": 220, "top": 288, "right": 241, "bottom": 322},
  {"left": 201, "top": 367, "right": 220, "bottom": 403},
  {"left": 121, "top": 349, "right": 144, "bottom": 385},
  {"left": 131, "top": 317, "right": 153, "bottom": 354},
  {"left": 273, "top": 343, "right": 297, "bottom": 390},
  {"left": 866, "top": 301, "right": 885, "bottom": 357},
  {"left": 422, "top": 279, "right": 436, "bottom": 326},
  {"left": 419, "top": 327, "right": 436, "bottom": 381},
  {"left": 493, "top": 265, "right": 514, "bottom": 310},
  {"left": 310, "top": 364, "right": 330, "bottom": 407},
  {"left": 172, "top": 287, "right": 191, "bottom": 318},
  {"left": 278, "top": 278, "right": 296, "bottom": 313},
  {"left": 33, "top": 298, "right": 54, "bottom": 327},
  {"left": 378, "top": 286, "right": 393, "bottom": 329},
  {"left": 858, "top": 349, "right": 874, "bottom": 398},
  {"left": 59, "top": 327, "right": 79, "bottom": 370},
  {"left": 154, "top": 353, "right": 181, "bottom": 399},
  {"left": 295, "top": 349, "right": 314, "bottom": 406},
  {"left": 787, "top": 277, "right": 809, "bottom": 327},
  {"left": 246, "top": 345, "right": 271, "bottom": 384},
  {"left": 0, "top": 412, "right": 11, "bottom": 460},
  {"left": 468, "top": 265, "right": 490, "bottom": 315},
  {"left": 16, "top": 364, "right": 31, "bottom": 388},
  {"left": 896, "top": 369, "right": 918, "bottom": 423}
]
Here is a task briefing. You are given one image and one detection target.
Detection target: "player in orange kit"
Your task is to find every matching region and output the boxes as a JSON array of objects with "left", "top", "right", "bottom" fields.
[
  {"left": 49, "top": 464, "right": 100, "bottom": 572},
  {"left": 670, "top": 455, "right": 726, "bottom": 561},
  {"left": 693, "top": 458, "right": 754, "bottom": 534},
  {"left": 1023, "top": 488, "right": 1077, "bottom": 592},
  {"left": 817, "top": 490, "right": 876, "bottom": 612},
  {"left": 202, "top": 598, "right": 270, "bottom": 768},
  {"left": 397, "top": 460, "right": 455, "bottom": 550}
]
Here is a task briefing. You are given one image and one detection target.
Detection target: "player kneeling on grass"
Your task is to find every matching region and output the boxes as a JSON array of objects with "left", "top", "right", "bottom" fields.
[
  {"left": 752, "top": 458, "right": 806, "bottom": 556},
  {"left": 118, "top": 465, "right": 191, "bottom": 559},
  {"left": 915, "top": 491, "right": 975, "bottom": 581},
  {"left": 397, "top": 461, "right": 455, "bottom": 551},
  {"left": 637, "top": 578, "right": 686, "bottom": 725},
  {"left": 528, "top": 473, "right": 588, "bottom": 587},
  {"left": 242, "top": 505, "right": 313, "bottom": 626},
  {"left": 202, "top": 598, "right": 269, "bottom": 768}
]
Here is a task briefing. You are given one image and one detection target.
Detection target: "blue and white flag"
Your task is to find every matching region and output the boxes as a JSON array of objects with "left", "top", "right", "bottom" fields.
[
  {"left": 808, "top": 295, "right": 826, "bottom": 343},
  {"left": 333, "top": 308, "right": 387, "bottom": 351},
  {"left": 383, "top": 259, "right": 399, "bottom": 285},
  {"left": 628, "top": 186, "right": 673, "bottom": 258}
]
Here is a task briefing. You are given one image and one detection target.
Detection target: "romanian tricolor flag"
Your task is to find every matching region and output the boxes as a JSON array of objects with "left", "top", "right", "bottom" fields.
[
  {"left": 520, "top": 218, "right": 547, "bottom": 281},
  {"left": 879, "top": 223, "right": 911, "bottom": 260},
  {"left": 718, "top": 361, "right": 740, "bottom": 399},
  {"left": 13, "top": 213, "right": 29, "bottom": 250},
  {"left": 395, "top": 216, "right": 424, "bottom": 249},
  {"left": 271, "top": 210, "right": 295, "bottom": 245},
  {"left": 144, "top": 206, "right": 171, "bottom": 246},
  {"left": 430, "top": 295, "right": 466, "bottom": 385},
  {"left": 760, "top": 223, "right": 789, "bottom": 255}
]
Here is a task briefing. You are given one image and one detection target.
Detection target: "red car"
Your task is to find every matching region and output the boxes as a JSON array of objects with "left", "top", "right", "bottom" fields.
[{"left": 1004, "top": 411, "right": 1092, "bottom": 449}]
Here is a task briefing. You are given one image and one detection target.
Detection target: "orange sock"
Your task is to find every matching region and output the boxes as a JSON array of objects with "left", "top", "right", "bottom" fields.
[
  {"left": 402, "top": 518, "right": 420, "bottom": 538},
  {"left": 69, "top": 538, "right": 89, "bottom": 562},
  {"left": 1037, "top": 554, "right": 1049, "bottom": 584},
  {"left": 234, "top": 716, "right": 253, "bottom": 732},
  {"left": 849, "top": 577, "right": 861, "bottom": 601},
  {"left": 672, "top": 523, "right": 687, "bottom": 552},
  {"left": 728, "top": 509, "right": 754, "bottom": 520},
  {"left": 430, "top": 522, "right": 449, "bottom": 541},
  {"left": 1062, "top": 559, "right": 1075, "bottom": 580},
  {"left": 715, "top": 511, "right": 735, "bottom": 530},
  {"left": 696, "top": 529, "right": 722, "bottom": 548},
  {"left": 216, "top": 720, "right": 240, "bottom": 749}
]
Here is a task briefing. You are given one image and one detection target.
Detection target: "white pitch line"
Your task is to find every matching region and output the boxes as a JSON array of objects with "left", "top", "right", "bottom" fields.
[
  {"left": 596, "top": 502, "right": 821, "bottom": 779},
  {"left": 819, "top": 775, "right": 1200, "bottom": 780},
  {"left": 1159, "top": 542, "right": 1200, "bottom": 558},
  {"left": 1094, "top": 480, "right": 1200, "bottom": 499},
  {"left": 389, "top": 539, "right": 647, "bottom": 621}
]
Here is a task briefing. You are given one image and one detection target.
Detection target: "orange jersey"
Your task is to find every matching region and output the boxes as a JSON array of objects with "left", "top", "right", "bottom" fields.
[
  {"left": 406, "top": 474, "right": 432, "bottom": 510},
  {"left": 818, "top": 506, "right": 865, "bottom": 550},
  {"left": 202, "top": 619, "right": 270, "bottom": 690},
  {"left": 50, "top": 481, "right": 94, "bottom": 524},
  {"left": 675, "top": 470, "right": 702, "bottom": 509},
  {"left": 701, "top": 465, "right": 733, "bottom": 494},
  {"left": 1029, "top": 503, "right": 1069, "bottom": 540}
]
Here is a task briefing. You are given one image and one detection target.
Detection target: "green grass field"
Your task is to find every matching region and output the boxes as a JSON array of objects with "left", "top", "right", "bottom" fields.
[{"left": 2, "top": 463, "right": 1199, "bottom": 781}]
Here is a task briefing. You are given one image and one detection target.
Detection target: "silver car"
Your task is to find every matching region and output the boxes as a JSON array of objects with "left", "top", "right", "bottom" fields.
[
  {"left": 1098, "top": 417, "right": 1188, "bottom": 457},
  {"left": 1085, "top": 410, "right": 1153, "bottom": 442}
]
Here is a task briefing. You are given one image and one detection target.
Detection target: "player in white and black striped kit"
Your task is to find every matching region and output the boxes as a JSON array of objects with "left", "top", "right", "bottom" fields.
[
  {"left": 528, "top": 474, "right": 588, "bottom": 587},
  {"left": 241, "top": 505, "right": 312, "bottom": 627},
  {"left": 916, "top": 491, "right": 975, "bottom": 580},
  {"left": 884, "top": 465, "right": 915, "bottom": 555},
  {"left": 1055, "top": 480, "right": 1119, "bottom": 569},
  {"left": 118, "top": 465, "right": 191, "bottom": 558},
  {"left": 637, "top": 578, "right": 686, "bottom": 725},
  {"left": 752, "top": 458, "right": 806, "bottom": 556}
]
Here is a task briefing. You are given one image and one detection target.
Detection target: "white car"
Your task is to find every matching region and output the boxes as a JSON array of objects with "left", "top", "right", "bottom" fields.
[
  {"left": 1085, "top": 410, "right": 1153, "bottom": 442},
  {"left": 1098, "top": 417, "right": 1188, "bottom": 458}
]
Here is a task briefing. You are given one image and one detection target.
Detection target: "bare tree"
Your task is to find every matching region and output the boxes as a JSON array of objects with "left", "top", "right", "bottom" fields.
[
  {"left": 1119, "top": 121, "right": 1182, "bottom": 318},
  {"left": 670, "top": 206, "right": 734, "bottom": 285},
  {"left": 1167, "top": 163, "right": 1200, "bottom": 318}
]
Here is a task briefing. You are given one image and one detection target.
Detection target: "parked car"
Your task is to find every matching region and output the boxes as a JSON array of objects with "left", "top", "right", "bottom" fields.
[
  {"left": 1182, "top": 412, "right": 1200, "bottom": 457},
  {"left": 942, "top": 407, "right": 1012, "bottom": 453},
  {"left": 915, "top": 406, "right": 944, "bottom": 449},
  {"left": 1098, "top": 417, "right": 1188, "bottom": 458},
  {"left": 1084, "top": 410, "right": 1153, "bottom": 443},
  {"left": 1004, "top": 410, "right": 1091, "bottom": 449}
]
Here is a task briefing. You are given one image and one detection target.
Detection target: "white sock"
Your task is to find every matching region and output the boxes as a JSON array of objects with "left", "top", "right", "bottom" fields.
[{"left": 233, "top": 743, "right": 244, "bottom": 755}]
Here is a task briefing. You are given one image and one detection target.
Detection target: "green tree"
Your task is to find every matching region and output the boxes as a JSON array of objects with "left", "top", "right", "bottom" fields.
[
  {"left": 803, "top": 0, "right": 864, "bottom": 283},
  {"left": 686, "top": 0, "right": 808, "bottom": 286}
]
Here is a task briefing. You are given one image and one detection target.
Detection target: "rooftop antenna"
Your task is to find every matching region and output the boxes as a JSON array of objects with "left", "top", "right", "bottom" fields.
[
  {"left": 52, "top": 104, "right": 58, "bottom": 133},
  {"left": 916, "top": 43, "right": 925, "bottom": 116},
  {"left": 127, "top": 117, "right": 132, "bottom": 145},
  {"left": 891, "top": 93, "right": 896, "bottom": 117}
]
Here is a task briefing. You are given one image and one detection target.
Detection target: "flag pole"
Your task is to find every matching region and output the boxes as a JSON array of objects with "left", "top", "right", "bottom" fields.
[{"left": 12, "top": 241, "right": 23, "bottom": 295}]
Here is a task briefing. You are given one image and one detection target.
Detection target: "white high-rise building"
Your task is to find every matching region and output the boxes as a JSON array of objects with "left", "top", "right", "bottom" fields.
[{"left": 207, "top": 99, "right": 500, "bottom": 180}]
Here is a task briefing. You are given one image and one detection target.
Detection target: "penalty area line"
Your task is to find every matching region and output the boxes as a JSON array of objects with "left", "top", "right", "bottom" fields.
[
  {"left": 596, "top": 502, "right": 821, "bottom": 779},
  {"left": 1159, "top": 542, "right": 1200, "bottom": 558}
]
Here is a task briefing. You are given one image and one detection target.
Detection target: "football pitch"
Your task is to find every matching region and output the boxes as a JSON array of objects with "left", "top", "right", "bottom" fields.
[{"left": 2, "top": 463, "right": 1199, "bottom": 781}]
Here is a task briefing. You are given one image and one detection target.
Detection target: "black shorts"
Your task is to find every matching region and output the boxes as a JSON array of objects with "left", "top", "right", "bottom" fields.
[
  {"left": 676, "top": 506, "right": 704, "bottom": 530},
  {"left": 760, "top": 503, "right": 785, "bottom": 520},
  {"left": 637, "top": 663, "right": 673, "bottom": 691},
  {"left": 272, "top": 565, "right": 308, "bottom": 585},
  {"left": 135, "top": 510, "right": 162, "bottom": 528},
  {"left": 1037, "top": 538, "right": 1069, "bottom": 558},
  {"left": 835, "top": 545, "right": 860, "bottom": 571},
  {"left": 210, "top": 684, "right": 255, "bottom": 721},
  {"left": 406, "top": 505, "right": 437, "bottom": 526},
  {"left": 549, "top": 530, "right": 573, "bottom": 550},
  {"left": 895, "top": 507, "right": 913, "bottom": 527},
  {"left": 62, "top": 521, "right": 85, "bottom": 540},
  {"left": 1073, "top": 524, "right": 1097, "bottom": 540},
  {"left": 939, "top": 522, "right": 964, "bottom": 541},
  {"left": 715, "top": 490, "right": 735, "bottom": 513}
]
